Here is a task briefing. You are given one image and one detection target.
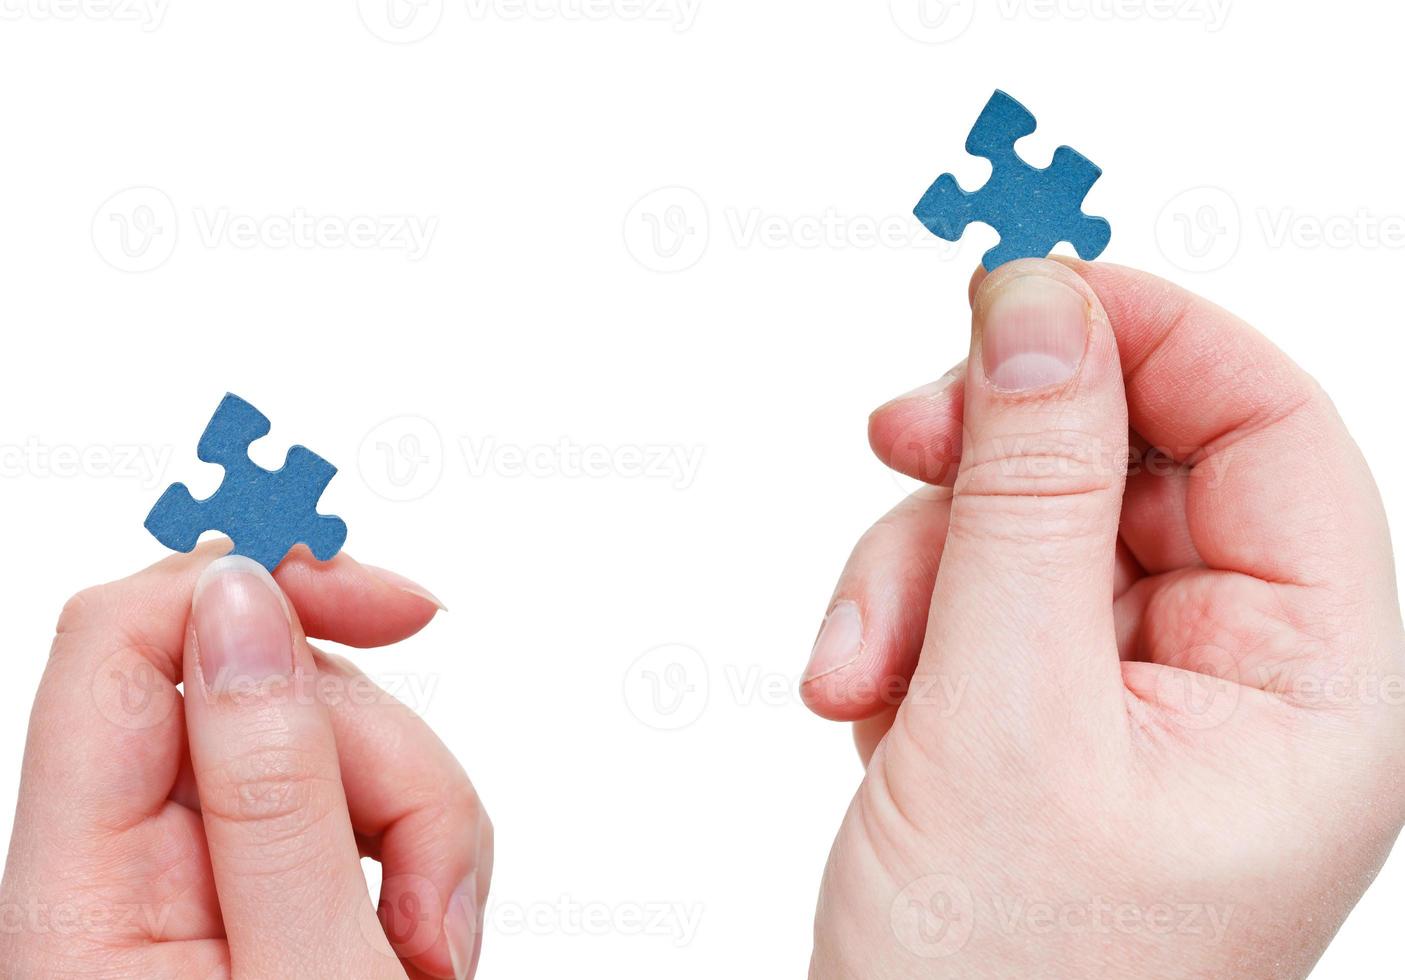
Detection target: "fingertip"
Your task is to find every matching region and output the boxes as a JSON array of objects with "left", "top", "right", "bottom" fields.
[
  {"left": 363, "top": 564, "right": 448, "bottom": 612},
  {"left": 274, "top": 549, "right": 443, "bottom": 648},
  {"left": 867, "top": 373, "right": 965, "bottom": 487},
  {"left": 802, "top": 600, "right": 910, "bottom": 723},
  {"left": 801, "top": 667, "right": 906, "bottom": 723},
  {"left": 967, "top": 264, "right": 988, "bottom": 306}
]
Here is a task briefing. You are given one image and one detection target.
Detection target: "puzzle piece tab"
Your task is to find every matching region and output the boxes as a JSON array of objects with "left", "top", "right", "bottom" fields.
[
  {"left": 145, "top": 393, "right": 347, "bottom": 571},
  {"left": 914, "top": 90, "right": 1111, "bottom": 271}
]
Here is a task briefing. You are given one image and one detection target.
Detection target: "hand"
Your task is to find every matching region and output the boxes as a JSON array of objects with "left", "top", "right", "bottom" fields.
[
  {"left": 803, "top": 259, "right": 1405, "bottom": 978},
  {"left": 0, "top": 544, "right": 492, "bottom": 979}
]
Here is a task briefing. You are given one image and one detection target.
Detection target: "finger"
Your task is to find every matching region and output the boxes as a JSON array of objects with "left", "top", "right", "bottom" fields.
[
  {"left": 183, "top": 555, "right": 397, "bottom": 977},
  {"left": 1118, "top": 445, "right": 1200, "bottom": 574},
  {"left": 1070, "top": 260, "right": 1389, "bottom": 594},
  {"left": 276, "top": 548, "right": 446, "bottom": 648},
  {"left": 315, "top": 650, "right": 493, "bottom": 979},
  {"left": 854, "top": 705, "right": 899, "bottom": 767},
  {"left": 801, "top": 489, "right": 953, "bottom": 722},
  {"left": 868, "top": 363, "right": 966, "bottom": 486},
  {"left": 861, "top": 265, "right": 992, "bottom": 483},
  {"left": 27, "top": 540, "right": 442, "bottom": 833},
  {"left": 831, "top": 529, "right": 1142, "bottom": 763},
  {"left": 907, "top": 259, "right": 1130, "bottom": 744}
]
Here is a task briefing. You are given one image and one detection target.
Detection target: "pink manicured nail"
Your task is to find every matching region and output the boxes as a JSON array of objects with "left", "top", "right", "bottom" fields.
[
  {"left": 192, "top": 555, "right": 294, "bottom": 695},
  {"left": 804, "top": 600, "right": 863, "bottom": 683},
  {"left": 364, "top": 565, "right": 448, "bottom": 611},
  {"left": 980, "top": 275, "right": 1089, "bottom": 392},
  {"left": 444, "top": 871, "right": 480, "bottom": 979}
]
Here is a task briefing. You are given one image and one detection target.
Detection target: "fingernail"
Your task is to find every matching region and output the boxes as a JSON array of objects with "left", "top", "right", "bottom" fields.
[
  {"left": 364, "top": 565, "right": 448, "bottom": 611},
  {"left": 804, "top": 600, "right": 863, "bottom": 683},
  {"left": 979, "top": 274, "right": 1089, "bottom": 392},
  {"left": 444, "top": 871, "right": 479, "bottom": 980},
  {"left": 192, "top": 555, "right": 294, "bottom": 696}
]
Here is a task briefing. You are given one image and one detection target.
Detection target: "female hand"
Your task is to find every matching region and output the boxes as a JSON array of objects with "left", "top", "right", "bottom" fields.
[
  {"left": 804, "top": 259, "right": 1405, "bottom": 977},
  {"left": 0, "top": 544, "right": 492, "bottom": 979}
]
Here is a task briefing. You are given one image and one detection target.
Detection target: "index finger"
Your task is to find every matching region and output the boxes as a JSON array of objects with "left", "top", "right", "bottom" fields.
[
  {"left": 19, "top": 540, "right": 444, "bottom": 837},
  {"left": 1073, "top": 261, "right": 1388, "bottom": 592}
]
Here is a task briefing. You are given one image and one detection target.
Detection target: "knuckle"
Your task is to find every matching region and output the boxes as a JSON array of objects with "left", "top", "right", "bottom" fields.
[
  {"left": 54, "top": 584, "right": 112, "bottom": 638},
  {"left": 409, "top": 772, "right": 483, "bottom": 830},
  {"left": 955, "top": 428, "right": 1123, "bottom": 503},
  {"left": 200, "top": 744, "right": 337, "bottom": 838}
]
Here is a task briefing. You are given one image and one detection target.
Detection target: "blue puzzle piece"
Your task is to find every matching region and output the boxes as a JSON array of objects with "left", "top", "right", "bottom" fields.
[
  {"left": 914, "top": 90, "right": 1111, "bottom": 271},
  {"left": 145, "top": 394, "right": 347, "bottom": 571}
]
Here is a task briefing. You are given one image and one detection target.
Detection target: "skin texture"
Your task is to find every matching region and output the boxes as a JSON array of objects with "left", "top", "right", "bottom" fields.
[
  {"left": 0, "top": 542, "right": 492, "bottom": 979},
  {"left": 804, "top": 259, "right": 1405, "bottom": 978}
]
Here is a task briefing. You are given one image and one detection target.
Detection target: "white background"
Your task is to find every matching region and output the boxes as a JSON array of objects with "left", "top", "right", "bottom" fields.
[{"left": 2, "top": 1, "right": 1403, "bottom": 976}]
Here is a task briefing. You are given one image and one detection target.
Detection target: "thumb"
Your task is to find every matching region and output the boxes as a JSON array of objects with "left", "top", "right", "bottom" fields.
[
  {"left": 906, "top": 260, "right": 1129, "bottom": 749},
  {"left": 184, "top": 555, "right": 400, "bottom": 978}
]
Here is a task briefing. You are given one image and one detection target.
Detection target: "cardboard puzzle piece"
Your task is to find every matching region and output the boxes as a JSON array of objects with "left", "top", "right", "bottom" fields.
[
  {"left": 145, "top": 393, "right": 347, "bottom": 571},
  {"left": 914, "top": 90, "right": 1111, "bottom": 271}
]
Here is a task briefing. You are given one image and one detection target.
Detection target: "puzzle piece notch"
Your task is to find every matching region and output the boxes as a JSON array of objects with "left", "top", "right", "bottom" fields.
[
  {"left": 145, "top": 393, "right": 348, "bottom": 572},
  {"left": 914, "top": 90, "right": 1111, "bottom": 271}
]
